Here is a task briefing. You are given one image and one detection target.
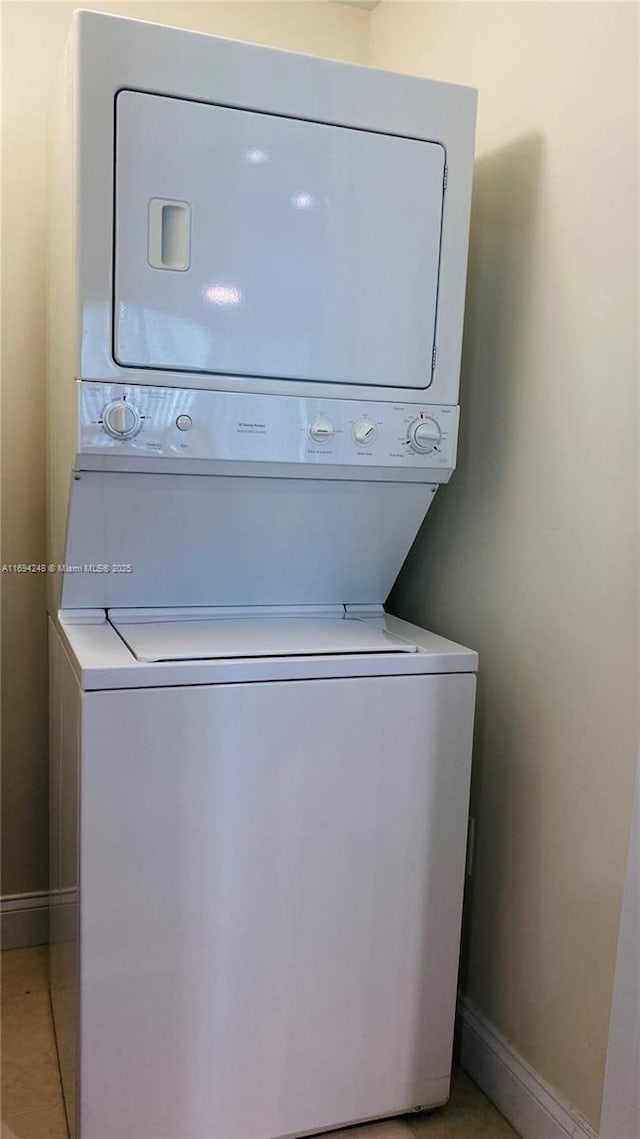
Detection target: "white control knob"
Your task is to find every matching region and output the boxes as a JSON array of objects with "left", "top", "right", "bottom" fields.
[
  {"left": 353, "top": 419, "right": 377, "bottom": 447},
  {"left": 309, "top": 417, "right": 334, "bottom": 444},
  {"left": 407, "top": 416, "right": 441, "bottom": 454},
  {"left": 103, "top": 401, "right": 141, "bottom": 440}
]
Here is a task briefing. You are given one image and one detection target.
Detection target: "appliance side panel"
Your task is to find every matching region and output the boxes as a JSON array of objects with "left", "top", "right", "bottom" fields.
[
  {"left": 80, "top": 673, "right": 476, "bottom": 1139},
  {"left": 49, "top": 620, "right": 80, "bottom": 1139},
  {"left": 49, "top": 626, "right": 61, "bottom": 988},
  {"left": 434, "top": 94, "right": 476, "bottom": 404},
  {"left": 47, "top": 32, "right": 80, "bottom": 615}
]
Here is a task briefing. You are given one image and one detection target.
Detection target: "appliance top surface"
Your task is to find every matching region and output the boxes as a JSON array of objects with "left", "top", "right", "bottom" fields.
[
  {"left": 56, "top": 609, "right": 478, "bottom": 690},
  {"left": 74, "top": 8, "right": 476, "bottom": 93}
]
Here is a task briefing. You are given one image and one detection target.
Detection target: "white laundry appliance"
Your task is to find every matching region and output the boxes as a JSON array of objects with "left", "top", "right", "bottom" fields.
[{"left": 47, "top": 12, "right": 478, "bottom": 1139}]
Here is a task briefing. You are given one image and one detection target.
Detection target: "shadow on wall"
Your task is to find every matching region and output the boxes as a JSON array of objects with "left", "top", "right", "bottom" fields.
[
  {"left": 390, "top": 129, "right": 545, "bottom": 617},
  {"left": 388, "top": 132, "right": 544, "bottom": 996}
]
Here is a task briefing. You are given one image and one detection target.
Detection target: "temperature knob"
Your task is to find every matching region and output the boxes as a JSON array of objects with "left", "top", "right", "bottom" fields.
[
  {"left": 103, "top": 401, "right": 141, "bottom": 440},
  {"left": 407, "top": 416, "right": 441, "bottom": 454},
  {"left": 309, "top": 417, "right": 334, "bottom": 444},
  {"left": 353, "top": 419, "right": 377, "bottom": 447}
]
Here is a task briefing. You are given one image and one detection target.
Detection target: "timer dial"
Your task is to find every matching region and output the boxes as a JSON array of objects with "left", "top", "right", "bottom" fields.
[
  {"left": 103, "top": 401, "right": 141, "bottom": 440},
  {"left": 407, "top": 416, "right": 441, "bottom": 454}
]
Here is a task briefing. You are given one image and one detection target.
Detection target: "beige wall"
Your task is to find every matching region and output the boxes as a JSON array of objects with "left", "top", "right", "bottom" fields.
[
  {"left": 369, "top": 1, "right": 639, "bottom": 1129},
  {"left": 0, "top": 0, "right": 369, "bottom": 896}
]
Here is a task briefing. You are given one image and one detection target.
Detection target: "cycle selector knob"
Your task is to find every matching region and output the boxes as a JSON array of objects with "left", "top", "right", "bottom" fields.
[
  {"left": 309, "top": 417, "right": 334, "bottom": 444},
  {"left": 353, "top": 419, "right": 377, "bottom": 447},
  {"left": 103, "top": 401, "right": 142, "bottom": 440},
  {"left": 407, "top": 416, "right": 441, "bottom": 454}
]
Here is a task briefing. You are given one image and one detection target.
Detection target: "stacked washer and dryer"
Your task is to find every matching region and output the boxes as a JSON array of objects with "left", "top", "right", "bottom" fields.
[{"left": 47, "top": 12, "right": 478, "bottom": 1139}]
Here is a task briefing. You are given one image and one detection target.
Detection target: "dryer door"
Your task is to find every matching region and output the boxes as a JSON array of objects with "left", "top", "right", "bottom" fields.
[{"left": 113, "top": 91, "right": 445, "bottom": 389}]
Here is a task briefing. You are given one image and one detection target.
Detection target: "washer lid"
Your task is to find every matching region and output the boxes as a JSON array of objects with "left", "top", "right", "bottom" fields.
[{"left": 108, "top": 614, "right": 418, "bottom": 663}]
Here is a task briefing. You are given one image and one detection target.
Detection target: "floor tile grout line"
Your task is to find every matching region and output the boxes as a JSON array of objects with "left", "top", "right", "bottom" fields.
[
  {"left": 1, "top": 947, "right": 68, "bottom": 1134},
  {"left": 47, "top": 978, "right": 71, "bottom": 1139}
]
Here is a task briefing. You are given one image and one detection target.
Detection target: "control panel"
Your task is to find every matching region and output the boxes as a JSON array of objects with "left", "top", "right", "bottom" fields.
[{"left": 78, "top": 384, "right": 459, "bottom": 470}]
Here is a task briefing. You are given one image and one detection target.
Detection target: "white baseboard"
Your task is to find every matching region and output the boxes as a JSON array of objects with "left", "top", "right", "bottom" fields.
[
  {"left": 1, "top": 891, "right": 49, "bottom": 949},
  {"left": 457, "top": 993, "right": 598, "bottom": 1139}
]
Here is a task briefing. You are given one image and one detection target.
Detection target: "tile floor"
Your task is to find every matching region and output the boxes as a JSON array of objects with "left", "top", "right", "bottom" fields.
[{"left": 1, "top": 946, "right": 518, "bottom": 1139}]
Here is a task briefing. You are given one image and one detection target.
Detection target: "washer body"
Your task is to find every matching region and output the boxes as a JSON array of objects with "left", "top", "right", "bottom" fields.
[{"left": 50, "top": 610, "right": 476, "bottom": 1139}]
